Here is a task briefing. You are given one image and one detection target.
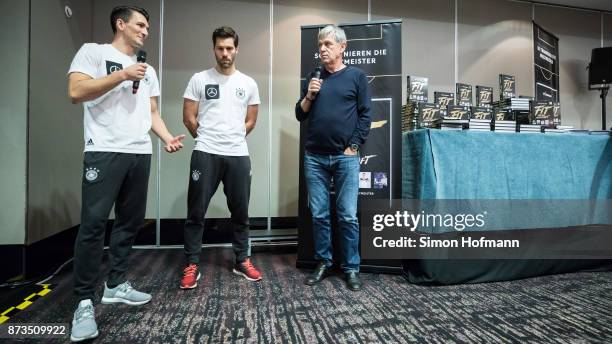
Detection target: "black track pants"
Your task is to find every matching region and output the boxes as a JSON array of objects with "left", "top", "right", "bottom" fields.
[
  {"left": 73, "top": 152, "right": 151, "bottom": 302},
  {"left": 183, "top": 150, "right": 251, "bottom": 265}
]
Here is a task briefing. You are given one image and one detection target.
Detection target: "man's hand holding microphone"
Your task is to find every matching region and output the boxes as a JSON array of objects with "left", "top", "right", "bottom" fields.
[
  {"left": 306, "top": 66, "right": 322, "bottom": 101},
  {"left": 300, "top": 66, "right": 321, "bottom": 112}
]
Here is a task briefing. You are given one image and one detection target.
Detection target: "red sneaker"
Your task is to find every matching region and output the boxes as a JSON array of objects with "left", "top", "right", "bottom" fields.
[
  {"left": 180, "top": 264, "right": 201, "bottom": 289},
  {"left": 232, "top": 258, "right": 262, "bottom": 281}
]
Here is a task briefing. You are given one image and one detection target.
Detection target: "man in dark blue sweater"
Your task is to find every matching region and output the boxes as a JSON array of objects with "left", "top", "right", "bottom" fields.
[{"left": 295, "top": 25, "right": 372, "bottom": 291}]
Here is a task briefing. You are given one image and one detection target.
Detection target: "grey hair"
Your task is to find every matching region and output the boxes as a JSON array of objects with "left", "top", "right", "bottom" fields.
[{"left": 318, "top": 25, "right": 346, "bottom": 44}]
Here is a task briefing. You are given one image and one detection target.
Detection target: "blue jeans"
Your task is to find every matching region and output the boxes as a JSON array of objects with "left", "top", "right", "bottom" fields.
[{"left": 304, "top": 151, "right": 360, "bottom": 272}]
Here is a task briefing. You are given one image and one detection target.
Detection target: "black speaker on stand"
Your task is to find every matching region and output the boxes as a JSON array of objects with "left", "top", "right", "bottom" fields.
[{"left": 588, "top": 47, "right": 612, "bottom": 130}]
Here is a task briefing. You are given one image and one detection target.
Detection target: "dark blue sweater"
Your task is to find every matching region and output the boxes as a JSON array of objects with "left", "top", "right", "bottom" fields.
[{"left": 295, "top": 66, "right": 372, "bottom": 155}]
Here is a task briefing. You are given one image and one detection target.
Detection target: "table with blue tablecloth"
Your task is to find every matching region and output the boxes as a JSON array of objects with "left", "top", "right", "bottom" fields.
[{"left": 401, "top": 129, "right": 612, "bottom": 284}]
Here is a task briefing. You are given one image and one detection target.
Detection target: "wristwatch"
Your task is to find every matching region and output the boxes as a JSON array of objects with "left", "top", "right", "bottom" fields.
[{"left": 349, "top": 143, "right": 359, "bottom": 152}]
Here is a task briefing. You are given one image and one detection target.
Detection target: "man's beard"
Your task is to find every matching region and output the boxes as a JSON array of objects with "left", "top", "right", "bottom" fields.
[{"left": 217, "top": 57, "right": 233, "bottom": 69}]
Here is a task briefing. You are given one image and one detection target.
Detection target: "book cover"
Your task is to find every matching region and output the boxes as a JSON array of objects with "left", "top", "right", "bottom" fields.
[
  {"left": 553, "top": 102, "right": 561, "bottom": 126},
  {"left": 494, "top": 108, "right": 512, "bottom": 121},
  {"left": 470, "top": 107, "right": 493, "bottom": 120},
  {"left": 407, "top": 76, "right": 429, "bottom": 103},
  {"left": 418, "top": 102, "right": 441, "bottom": 126},
  {"left": 434, "top": 92, "right": 454, "bottom": 107},
  {"left": 476, "top": 86, "right": 493, "bottom": 108},
  {"left": 531, "top": 101, "right": 555, "bottom": 127},
  {"left": 446, "top": 105, "right": 470, "bottom": 120},
  {"left": 456, "top": 83, "right": 473, "bottom": 107},
  {"left": 499, "top": 74, "right": 516, "bottom": 100}
]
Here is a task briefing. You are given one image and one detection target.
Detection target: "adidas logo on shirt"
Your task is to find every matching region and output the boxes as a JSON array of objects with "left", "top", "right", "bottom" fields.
[{"left": 86, "top": 139, "right": 94, "bottom": 146}]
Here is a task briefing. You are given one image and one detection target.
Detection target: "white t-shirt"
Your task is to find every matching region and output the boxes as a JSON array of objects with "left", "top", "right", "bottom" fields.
[
  {"left": 183, "top": 68, "right": 260, "bottom": 156},
  {"left": 68, "top": 43, "right": 160, "bottom": 154}
]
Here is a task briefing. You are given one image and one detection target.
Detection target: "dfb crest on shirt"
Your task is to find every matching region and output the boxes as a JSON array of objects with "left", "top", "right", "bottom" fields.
[
  {"left": 235, "top": 88, "right": 245, "bottom": 99},
  {"left": 105, "top": 61, "right": 123, "bottom": 75},
  {"left": 205, "top": 84, "right": 220, "bottom": 100}
]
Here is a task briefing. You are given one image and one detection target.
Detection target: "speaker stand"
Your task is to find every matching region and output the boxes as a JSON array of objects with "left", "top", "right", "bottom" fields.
[{"left": 600, "top": 87, "right": 609, "bottom": 130}]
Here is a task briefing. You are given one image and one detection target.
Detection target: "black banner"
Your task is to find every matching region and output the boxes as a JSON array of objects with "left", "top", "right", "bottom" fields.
[
  {"left": 297, "top": 20, "right": 402, "bottom": 270},
  {"left": 533, "top": 21, "right": 560, "bottom": 102}
]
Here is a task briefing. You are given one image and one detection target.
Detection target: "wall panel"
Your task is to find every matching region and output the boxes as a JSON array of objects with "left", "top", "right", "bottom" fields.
[
  {"left": 27, "top": 0, "right": 93, "bottom": 243},
  {"left": 271, "top": 0, "right": 368, "bottom": 217},
  {"left": 162, "top": 0, "right": 270, "bottom": 218}
]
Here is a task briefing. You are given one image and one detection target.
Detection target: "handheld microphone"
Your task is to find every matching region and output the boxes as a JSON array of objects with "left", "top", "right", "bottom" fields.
[
  {"left": 132, "top": 50, "right": 147, "bottom": 94},
  {"left": 307, "top": 66, "right": 322, "bottom": 101},
  {"left": 313, "top": 66, "right": 321, "bottom": 80}
]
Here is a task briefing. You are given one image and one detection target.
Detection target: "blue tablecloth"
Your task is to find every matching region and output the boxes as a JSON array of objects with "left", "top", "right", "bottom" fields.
[
  {"left": 402, "top": 129, "right": 611, "bottom": 200},
  {"left": 400, "top": 129, "right": 612, "bottom": 284}
]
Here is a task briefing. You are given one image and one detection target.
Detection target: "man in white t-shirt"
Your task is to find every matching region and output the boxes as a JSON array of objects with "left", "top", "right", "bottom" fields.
[
  {"left": 67, "top": 6, "right": 184, "bottom": 342},
  {"left": 180, "top": 27, "right": 261, "bottom": 289}
]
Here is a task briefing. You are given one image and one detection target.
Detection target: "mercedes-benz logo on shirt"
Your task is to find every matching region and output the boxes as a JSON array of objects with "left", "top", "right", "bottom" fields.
[
  {"left": 105, "top": 61, "right": 123, "bottom": 75},
  {"left": 205, "top": 84, "right": 220, "bottom": 99}
]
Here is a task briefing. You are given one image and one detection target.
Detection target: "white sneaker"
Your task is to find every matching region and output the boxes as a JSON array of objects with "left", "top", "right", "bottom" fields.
[
  {"left": 101, "top": 281, "right": 151, "bottom": 306},
  {"left": 70, "top": 299, "right": 98, "bottom": 342}
]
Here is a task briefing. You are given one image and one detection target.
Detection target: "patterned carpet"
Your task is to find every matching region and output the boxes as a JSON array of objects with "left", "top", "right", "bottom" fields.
[{"left": 7, "top": 247, "right": 612, "bottom": 343}]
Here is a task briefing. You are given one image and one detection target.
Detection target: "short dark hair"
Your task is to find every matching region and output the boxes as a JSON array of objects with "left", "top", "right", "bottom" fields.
[
  {"left": 212, "top": 26, "right": 239, "bottom": 47},
  {"left": 110, "top": 6, "right": 150, "bottom": 34}
]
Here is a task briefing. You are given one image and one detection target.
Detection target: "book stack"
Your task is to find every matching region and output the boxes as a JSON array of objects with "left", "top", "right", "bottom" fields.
[
  {"left": 494, "top": 120, "right": 517, "bottom": 133},
  {"left": 405, "top": 76, "right": 430, "bottom": 131},
  {"left": 543, "top": 127, "right": 567, "bottom": 134},
  {"left": 469, "top": 107, "right": 492, "bottom": 131},
  {"left": 401, "top": 102, "right": 418, "bottom": 132},
  {"left": 519, "top": 124, "right": 543, "bottom": 133},
  {"left": 441, "top": 122, "right": 465, "bottom": 131},
  {"left": 407, "top": 76, "right": 429, "bottom": 103},
  {"left": 556, "top": 125, "right": 574, "bottom": 132},
  {"left": 496, "top": 97, "right": 532, "bottom": 111},
  {"left": 494, "top": 97, "right": 532, "bottom": 127},
  {"left": 567, "top": 129, "right": 590, "bottom": 135},
  {"left": 469, "top": 119, "right": 492, "bottom": 131}
]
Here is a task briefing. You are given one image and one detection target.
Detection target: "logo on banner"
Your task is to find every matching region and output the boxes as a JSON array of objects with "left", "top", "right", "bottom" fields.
[
  {"left": 370, "top": 120, "right": 388, "bottom": 129},
  {"left": 105, "top": 61, "right": 123, "bottom": 75},
  {"left": 373, "top": 172, "right": 388, "bottom": 189},
  {"left": 191, "top": 170, "right": 202, "bottom": 182},
  {"left": 85, "top": 167, "right": 100, "bottom": 182},
  {"left": 359, "top": 172, "right": 371, "bottom": 189},
  {"left": 360, "top": 154, "right": 377, "bottom": 165},
  {"left": 205, "top": 84, "right": 219, "bottom": 99}
]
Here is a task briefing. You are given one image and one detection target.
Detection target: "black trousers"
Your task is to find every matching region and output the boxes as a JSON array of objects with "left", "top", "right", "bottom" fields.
[
  {"left": 184, "top": 150, "right": 251, "bottom": 264},
  {"left": 73, "top": 152, "right": 151, "bottom": 302}
]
